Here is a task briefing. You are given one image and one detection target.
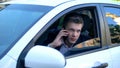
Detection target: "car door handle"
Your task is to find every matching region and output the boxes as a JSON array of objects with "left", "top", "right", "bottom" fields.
[{"left": 92, "top": 63, "right": 108, "bottom": 68}]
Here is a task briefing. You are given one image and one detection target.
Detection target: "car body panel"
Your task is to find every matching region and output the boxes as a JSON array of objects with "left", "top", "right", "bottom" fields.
[
  {"left": 2, "top": 0, "right": 72, "bottom": 6},
  {"left": 109, "top": 45, "right": 120, "bottom": 68},
  {"left": 2, "top": 0, "right": 120, "bottom": 6},
  {"left": 65, "top": 49, "right": 113, "bottom": 68},
  {"left": 0, "top": 55, "right": 16, "bottom": 67}
]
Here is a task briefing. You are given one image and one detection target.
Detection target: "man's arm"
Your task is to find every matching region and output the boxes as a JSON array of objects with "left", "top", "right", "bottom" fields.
[{"left": 48, "top": 29, "right": 68, "bottom": 48}]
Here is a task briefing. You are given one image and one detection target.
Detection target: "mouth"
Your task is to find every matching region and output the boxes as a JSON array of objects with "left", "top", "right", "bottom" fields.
[{"left": 71, "top": 38, "right": 76, "bottom": 41}]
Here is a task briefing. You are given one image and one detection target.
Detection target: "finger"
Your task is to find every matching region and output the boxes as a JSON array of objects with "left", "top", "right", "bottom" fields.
[
  {"left": 62, "top": 32, "right": 69, "bottom": 36},
  {"left": 63, "top": 30, "right": 69, "bottom": 34}
]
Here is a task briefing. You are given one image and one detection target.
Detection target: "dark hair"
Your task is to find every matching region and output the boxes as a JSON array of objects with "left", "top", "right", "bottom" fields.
[{"left": 63, "top": 13, "right": 84, "bottom": 29}]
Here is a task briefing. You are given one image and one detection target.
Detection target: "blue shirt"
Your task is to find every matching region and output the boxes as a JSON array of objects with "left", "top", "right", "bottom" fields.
[{"left": 59, "top": 43, "right": 73, "bottom": 55}]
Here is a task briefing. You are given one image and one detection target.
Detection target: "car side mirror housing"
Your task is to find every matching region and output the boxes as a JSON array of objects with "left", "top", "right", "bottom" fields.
[{"left": 25, "top": 45, "right": 66, "bottom": 68}]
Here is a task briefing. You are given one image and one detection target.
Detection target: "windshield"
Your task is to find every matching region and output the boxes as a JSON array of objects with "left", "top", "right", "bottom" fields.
[{"left": 0, "top": 4, "right": 53, "bottom": 58}]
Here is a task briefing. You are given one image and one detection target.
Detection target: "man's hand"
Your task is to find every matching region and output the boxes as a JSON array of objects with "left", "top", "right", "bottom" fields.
[{"left": 49, "top": 29, "right": 69, "bottom": 48}]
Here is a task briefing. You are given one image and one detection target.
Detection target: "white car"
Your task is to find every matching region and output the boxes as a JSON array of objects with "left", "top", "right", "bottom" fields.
[{"left": 0, "top": 0, "right": 120, "bottom": 68}]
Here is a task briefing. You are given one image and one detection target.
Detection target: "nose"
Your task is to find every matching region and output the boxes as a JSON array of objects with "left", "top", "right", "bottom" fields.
[{"left": 72, "top": 31, "right": 78, "bottom": 37}]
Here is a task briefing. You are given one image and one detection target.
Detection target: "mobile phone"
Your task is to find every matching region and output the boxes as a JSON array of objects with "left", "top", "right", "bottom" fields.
[{"left": 63, "top": 34, "right": 68, "bottom": 40}]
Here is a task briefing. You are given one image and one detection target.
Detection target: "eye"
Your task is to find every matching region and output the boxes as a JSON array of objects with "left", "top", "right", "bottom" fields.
[
  {"left": 68, "top": 29, "right": 74, "bottom": 32},
  {"left": 77, "top": 30, "right": 81, "bottom": 33}
]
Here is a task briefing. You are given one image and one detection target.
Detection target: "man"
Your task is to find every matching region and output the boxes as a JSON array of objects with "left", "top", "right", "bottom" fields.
[{"left": 48, "top": 13, "right": 84, "bottom": 55}]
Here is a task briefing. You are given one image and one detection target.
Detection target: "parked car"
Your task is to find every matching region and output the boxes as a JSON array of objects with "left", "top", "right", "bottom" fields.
[{"left": 0, "top": 0, "right": 120, "bottom": 68}]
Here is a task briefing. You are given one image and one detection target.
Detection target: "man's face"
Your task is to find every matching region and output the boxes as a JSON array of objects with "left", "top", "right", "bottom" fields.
[{"left": 65, "top": 22, "right": 83, "bottom": 45}]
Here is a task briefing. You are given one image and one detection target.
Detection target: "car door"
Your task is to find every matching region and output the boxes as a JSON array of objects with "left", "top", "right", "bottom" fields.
[
  {"left": 62, "top": 4, "right": 113, "bottom": 68},
  {"left": 101, "top": 4, "right": 120, "bottom": 68}
]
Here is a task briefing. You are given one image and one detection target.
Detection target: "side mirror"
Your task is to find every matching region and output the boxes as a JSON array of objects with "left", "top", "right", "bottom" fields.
[{"left": 25, "top": 45, "right": 66, "bottom": 68}]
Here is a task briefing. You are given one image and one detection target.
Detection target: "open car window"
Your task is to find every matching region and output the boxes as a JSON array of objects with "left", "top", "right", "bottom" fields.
[{"left": 35, "top": 7, "right": 101, "bottom": 56}]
